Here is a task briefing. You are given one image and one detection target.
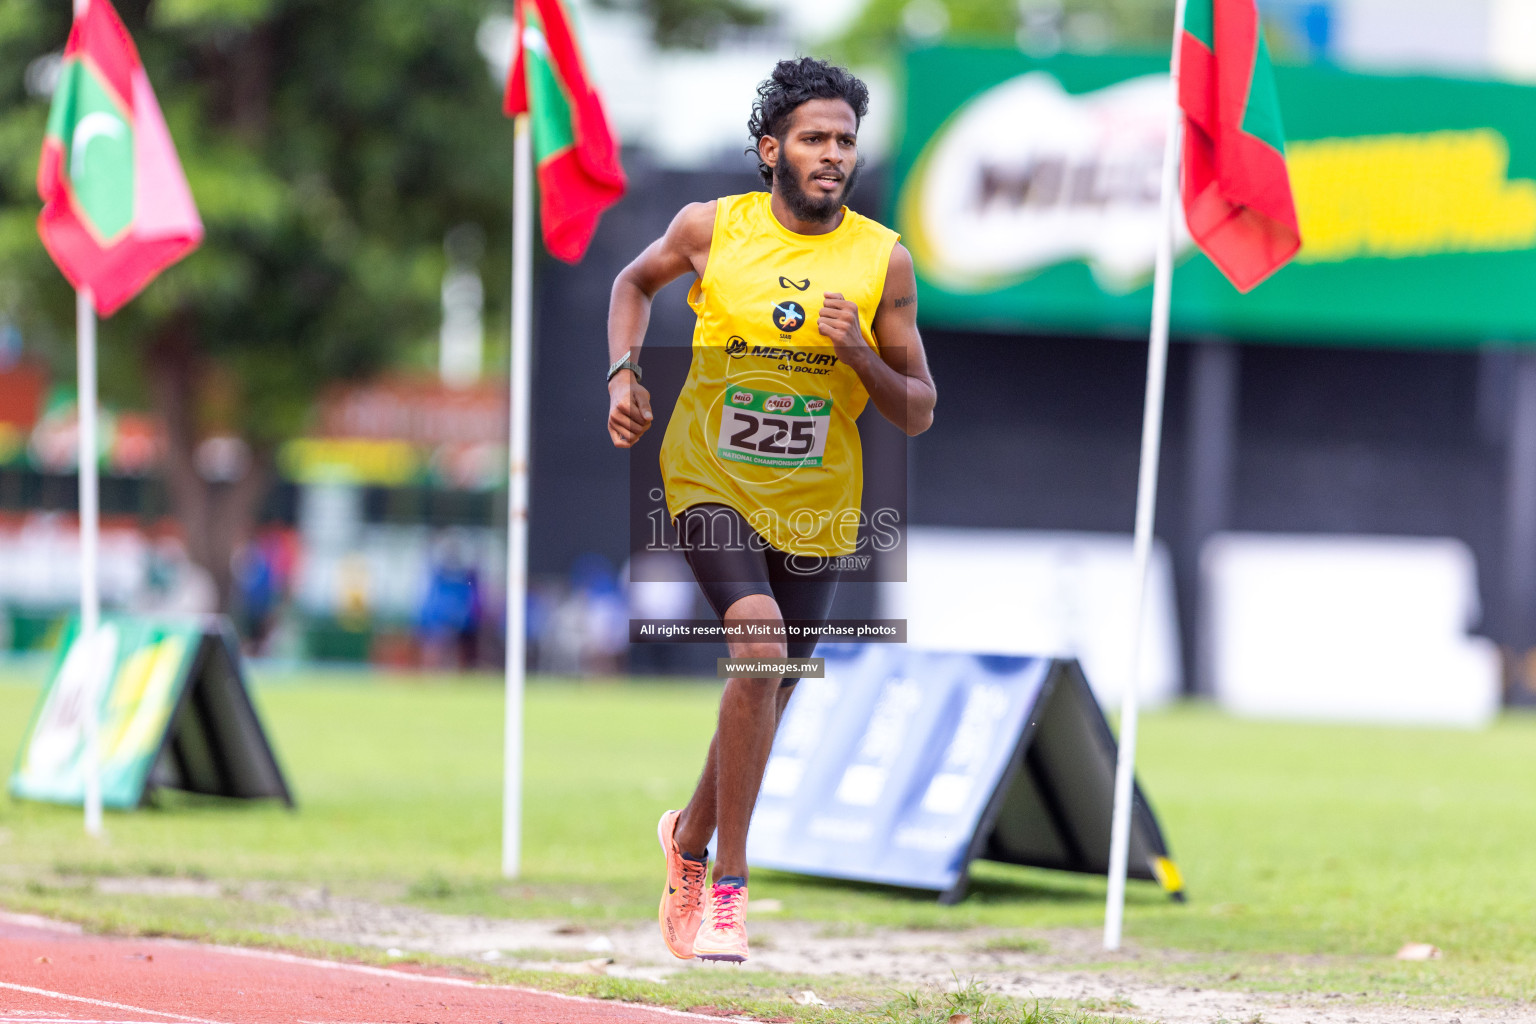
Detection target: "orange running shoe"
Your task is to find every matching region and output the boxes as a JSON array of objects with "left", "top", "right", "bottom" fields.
[
  {"left": 692, "top": 877, "right": 749, "bottom": 962},
  {"left": 656, "top": 809, "right": 708, "bottom": 960}
]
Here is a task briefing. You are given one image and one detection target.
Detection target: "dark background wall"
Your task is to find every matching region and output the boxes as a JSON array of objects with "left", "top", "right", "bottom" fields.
[{"left": 527, "top": 160, "right": 1524, "bottom": 687}]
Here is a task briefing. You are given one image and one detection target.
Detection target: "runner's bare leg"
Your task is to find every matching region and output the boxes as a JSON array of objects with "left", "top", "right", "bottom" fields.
[
  {"left": 674, "top": 690, "right": 795, "bottom": 859},
  {"left": 674, "top": 592, "right": 791, "bottom": 880}
]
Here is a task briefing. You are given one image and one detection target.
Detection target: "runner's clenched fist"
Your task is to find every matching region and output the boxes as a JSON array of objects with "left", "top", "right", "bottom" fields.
[
  {"left": 607, "top": 372, "right": 652, "bottom": 447},
  {"left": 817, "top": 292, "right": 871, "bottom": 369}
]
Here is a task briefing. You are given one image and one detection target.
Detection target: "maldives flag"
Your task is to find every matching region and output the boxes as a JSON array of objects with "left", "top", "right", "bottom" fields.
[
  {"left": 37, "top": 0, "right": 202, "bottom": 317},
  {"left": 504, "top": 0, "right": 625, "bottom": 263},
  {"left": 1178, "top": 0, "right": 1300, "bottom": 293}
]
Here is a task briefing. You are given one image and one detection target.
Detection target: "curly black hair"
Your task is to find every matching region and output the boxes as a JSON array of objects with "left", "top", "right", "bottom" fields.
[{"left": 747, "top": 57, "right": 870, "bottom": 186}]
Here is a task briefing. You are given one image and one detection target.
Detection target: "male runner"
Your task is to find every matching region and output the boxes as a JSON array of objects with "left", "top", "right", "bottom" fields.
[{"left": 605, "top": 57, "right": 937, "bottom": 962}]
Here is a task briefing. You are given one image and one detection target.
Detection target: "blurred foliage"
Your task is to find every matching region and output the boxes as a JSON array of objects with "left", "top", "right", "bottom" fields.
[
  {"left": 832, "top": 0, "right": 1177, "bottom": 67},
  {"left": 0, "top": 0, "right": 512, "bottom": 445},
  {"left": 591, "top": 0, "right": 766, "bottom": 50}
]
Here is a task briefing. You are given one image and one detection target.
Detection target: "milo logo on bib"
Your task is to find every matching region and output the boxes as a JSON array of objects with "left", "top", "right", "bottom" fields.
[{"left": 716, "top": 386, "right": 832, "bottom": 468}]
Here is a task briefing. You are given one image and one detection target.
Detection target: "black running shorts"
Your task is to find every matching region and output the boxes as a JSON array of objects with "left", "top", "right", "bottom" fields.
[{"left": 675, "top": 503, "right": 841, "bottom": 687}]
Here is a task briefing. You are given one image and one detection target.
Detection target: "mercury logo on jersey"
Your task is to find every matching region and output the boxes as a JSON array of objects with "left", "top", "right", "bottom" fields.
[
  {"left": 731, "top": 348, "right": 841, "bottom": 368},
  {"left": 739, "top": 345, "right": 837, "bottom": 367},
  {"left": 778, "top": 276, "right": 810, "bottom": 291},
  {"left": 724, "top": 342, "right": 839, "bottom": 377}
]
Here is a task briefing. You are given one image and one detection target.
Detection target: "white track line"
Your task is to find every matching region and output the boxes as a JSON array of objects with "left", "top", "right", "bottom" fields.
[
  {"left": 0, "top": 913, "right": 83, "bottom": 935},
  {"left": 200, "top": 943, "right": 735, "bottom": 1021},
  {"left": 0, "top": 1018, "right": 173, "bottom": 1023},
  {"left": 2, "top": 921, "right": 730, "bottom": 1023},
  {"left": 0, "top": 984, "right": 228, "bottom": 1024}
]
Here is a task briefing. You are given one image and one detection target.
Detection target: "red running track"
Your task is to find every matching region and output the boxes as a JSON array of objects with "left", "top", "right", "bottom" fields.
[{"left": 0, "top": 913, "right": 719, "bottom": 1024}]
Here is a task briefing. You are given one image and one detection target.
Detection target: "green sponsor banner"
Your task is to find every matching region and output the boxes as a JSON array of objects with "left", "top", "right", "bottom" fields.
[
  {"left": 894, "top": 48, "right": 1536, "bottom": 347},
  {"left": 11, "top": 616, "right": 202, "bottom": 808}
]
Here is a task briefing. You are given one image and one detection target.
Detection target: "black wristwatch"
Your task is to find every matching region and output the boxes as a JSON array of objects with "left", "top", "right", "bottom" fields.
[{"left": 607, "top": 355, "right": 643, "bottom": 383}]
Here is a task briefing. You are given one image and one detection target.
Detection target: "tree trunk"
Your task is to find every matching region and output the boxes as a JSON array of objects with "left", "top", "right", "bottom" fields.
[{"left": 146, "top": 319, "right": 271, "bottom": 614}]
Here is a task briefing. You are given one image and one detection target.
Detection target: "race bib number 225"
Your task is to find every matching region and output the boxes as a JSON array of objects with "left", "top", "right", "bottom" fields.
[{"left": 716, "top": 386, "right": 831, "bottom": 467}]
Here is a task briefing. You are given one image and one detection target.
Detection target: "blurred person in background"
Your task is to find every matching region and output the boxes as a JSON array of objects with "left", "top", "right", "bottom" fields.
[
  {"left": 545, "top": 553, "right": 629, "bottom": 676},
  {"left": 417, "top": 531, "right": 482, "bottom": 670},
  {"left": 605, "top": 58, "right": 936, "bottom": 963},
  {"left": 536, "top": 579, "right": 584, "bottom": 675},
  {"left": 233, "top": 539, "right": 276, "bottom": 652},
  {"left": 574, "top": 554, "right": 629, "bottom": 676},
  {"left": 623, "top": 550, "right": 700, "bottom": 675},
  {"left": 233, "top": 525, "right": 300, "bottom": 654},
  {"left": 525, "top": 579, "right": 558, "bottom": 673}
]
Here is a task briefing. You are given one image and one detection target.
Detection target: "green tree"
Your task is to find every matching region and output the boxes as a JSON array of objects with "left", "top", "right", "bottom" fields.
[
  {"left": 0, "top": 0, "right": 512, "bottom": 607},
  {"left": 590, "top": 0, "right": 767, "bottom": 50},
  {"left": 649, "top": 0, "right": 766, "bottom": 49},
  {"left": 832, "top": 0, "right": 1176, "bottom": 66}
]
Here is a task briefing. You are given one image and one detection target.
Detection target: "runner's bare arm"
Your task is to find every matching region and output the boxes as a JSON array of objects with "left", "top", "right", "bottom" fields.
[
  {"left": 606, "top": 200, "right": 716, "bottom": 448},
  {"left": 817, "top": 243, "right": 936, "bottom": 436}
]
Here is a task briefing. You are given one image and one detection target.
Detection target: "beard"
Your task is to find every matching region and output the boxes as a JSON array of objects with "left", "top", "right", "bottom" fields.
[{"left": 773, "top": 152, "right": 861, "bottom": 223}]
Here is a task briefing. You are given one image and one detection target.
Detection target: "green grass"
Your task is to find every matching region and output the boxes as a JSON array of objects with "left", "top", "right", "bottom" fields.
[{"left": 2, "top": 660, "right": 1534, "bottom": 1013}]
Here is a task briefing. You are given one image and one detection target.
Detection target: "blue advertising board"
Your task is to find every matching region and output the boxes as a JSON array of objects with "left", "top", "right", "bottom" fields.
[{"left": 747, "top": 645, "right": 1182, "bottom": 901}]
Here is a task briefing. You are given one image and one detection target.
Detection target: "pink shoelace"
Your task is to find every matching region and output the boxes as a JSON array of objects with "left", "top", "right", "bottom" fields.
[
  {"left": 709, "top": 883, "right": 744, "bottom": 929},
  {"left": 679, "top": 857, "right": 707, "bottom": 912}
]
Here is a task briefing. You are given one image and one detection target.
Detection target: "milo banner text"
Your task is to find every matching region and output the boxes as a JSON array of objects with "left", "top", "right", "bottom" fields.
[{"left": 896, "top": 48, "right": 1536, "bottom": 346}]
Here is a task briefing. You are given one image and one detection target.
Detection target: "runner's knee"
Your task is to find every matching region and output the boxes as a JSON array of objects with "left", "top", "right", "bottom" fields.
[{"left": 732, "top": 638, "right": 788, "bottom": 662}]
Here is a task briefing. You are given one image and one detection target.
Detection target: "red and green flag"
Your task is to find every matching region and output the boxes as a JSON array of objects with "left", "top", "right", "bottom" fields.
[
  {"left": 503, "top": 0, "right": 625, "bottom": 263},
  {"left": 1178, "top": 0, "right": 1301, "bottom": 293},
  {"left": 37, "top": 0, "right": 202, "bottom": 317}
]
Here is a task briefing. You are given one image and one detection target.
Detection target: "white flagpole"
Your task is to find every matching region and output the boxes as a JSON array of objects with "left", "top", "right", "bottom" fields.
[
  {"left": 71, "top": 0, "right": 103, "bottom": 848},
  {"left": 77, "top": 283, "right": 103, "bottom": 838},
  {"left": 1104, "top": 0, "right": 1188, "bottom": 952},
  {"left": 502, "top": 112, "right": 533, "bottom": 878}
]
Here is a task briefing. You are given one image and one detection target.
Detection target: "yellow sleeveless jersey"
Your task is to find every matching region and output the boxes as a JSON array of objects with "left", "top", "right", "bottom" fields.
[{"left": 659, "top": 191, "right": 899, "bottom": 557}]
